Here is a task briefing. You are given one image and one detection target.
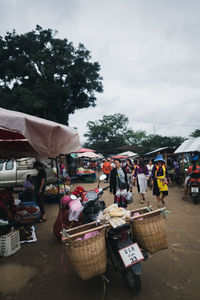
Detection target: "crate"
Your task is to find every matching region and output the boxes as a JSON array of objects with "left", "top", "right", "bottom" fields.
[
  {"left": 84, "top": 177, "right": 95, "bottom": 183},
  {"left": 0, "top": 230, "right": 21, "bottom": 257}
]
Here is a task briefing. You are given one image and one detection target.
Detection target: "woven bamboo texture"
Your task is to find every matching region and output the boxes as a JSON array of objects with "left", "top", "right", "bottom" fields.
[
  {"left": 131, "top": 213, "right": 168, "bottom": 254},
  {"left": 65, "top": 229, "right": 107, "bottom": 280}
]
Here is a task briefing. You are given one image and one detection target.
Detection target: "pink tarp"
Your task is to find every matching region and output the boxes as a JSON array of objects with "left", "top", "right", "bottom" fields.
[
  {"left": 72, "top": 147, "right": 95, "bottom": 153},
  {"left": 0, "top": 108, "right": 81, "bottom": 158}
]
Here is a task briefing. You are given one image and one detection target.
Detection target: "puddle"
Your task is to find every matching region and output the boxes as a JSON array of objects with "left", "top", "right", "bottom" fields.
[{"left": 0, "top": 263, "right": 36, "bottom": 295}]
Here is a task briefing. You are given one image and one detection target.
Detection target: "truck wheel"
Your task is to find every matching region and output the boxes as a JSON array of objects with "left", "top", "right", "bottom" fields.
[{"left": 122, "top": 269, "right": 141, "bottom": 294}]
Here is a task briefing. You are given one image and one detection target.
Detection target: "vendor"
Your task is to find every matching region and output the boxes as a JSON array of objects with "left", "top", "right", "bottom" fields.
[
  {"left": 0, "top": 188, "right": 18, "bottom": 221},
  {"left": 22, "top": 174, "right": 34, "bottom": 202},
  {"left": 33, "top": 161, "right": 47, "bottom": 222},
  {"left": 53, "top": 195, "right": 83, "bottom": 240}
]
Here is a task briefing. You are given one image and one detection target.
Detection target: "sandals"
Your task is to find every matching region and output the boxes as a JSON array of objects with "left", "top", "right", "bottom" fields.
[{"left": 39, "top": 218, "right": 47, "bottom": 223}]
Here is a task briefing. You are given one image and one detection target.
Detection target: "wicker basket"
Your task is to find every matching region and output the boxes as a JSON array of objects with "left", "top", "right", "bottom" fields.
[
  {"left": 131, "top": 211, "right": 168, "bottom": 254},
  {"left": 65, "top": 228, "right": 107, "bottom": 280}
]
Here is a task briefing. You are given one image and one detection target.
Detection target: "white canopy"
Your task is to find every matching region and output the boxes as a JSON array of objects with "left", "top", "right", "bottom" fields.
[
  {"left": 77, "top": 152, "right": 101, "bottom": 159},
  {"left": 175, "top": 137, "right": 200, "bottom": 154},
  {"left": 118, "top": 151, "right": 138, "bottom": 157},
  {"left": 0, "top": 107, "right": 81, "bottom": 158}
]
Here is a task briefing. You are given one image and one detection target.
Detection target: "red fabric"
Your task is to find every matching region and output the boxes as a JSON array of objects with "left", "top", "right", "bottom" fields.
[{"left": 53, "top": 210, "right": 83, "bottom": 240}]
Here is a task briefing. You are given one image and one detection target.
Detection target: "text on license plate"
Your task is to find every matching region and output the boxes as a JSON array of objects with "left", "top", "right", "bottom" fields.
[
  {"left": 191, "top": 187, "right": 199, "bottom": 193},
  {"left": 119, "top": 243, "right": 144, "bottom": 268}
]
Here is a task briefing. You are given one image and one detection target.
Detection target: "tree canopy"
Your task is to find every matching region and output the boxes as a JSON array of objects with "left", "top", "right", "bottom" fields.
[
  {"left": 190, "top": 129, "right": 200, "bottom": 138},
  {"left": 84, "top": 113, "right": 185, "bottom": 155},
  {"left": 0, "top": 25, "right": 103, "bottom": 124}
]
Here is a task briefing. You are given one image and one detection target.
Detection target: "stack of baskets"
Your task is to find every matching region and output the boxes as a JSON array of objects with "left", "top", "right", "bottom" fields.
[
  {"left": 65, "top": 225, "right": 107, "bottom": 280},
  {"left": 131, "top": 209, "right": 168, "bottom": 254}
]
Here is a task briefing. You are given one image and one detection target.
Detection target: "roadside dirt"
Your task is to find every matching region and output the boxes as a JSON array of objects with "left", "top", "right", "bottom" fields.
[{"left": 1, "top": 181, "right": 200, "bottom": 300}]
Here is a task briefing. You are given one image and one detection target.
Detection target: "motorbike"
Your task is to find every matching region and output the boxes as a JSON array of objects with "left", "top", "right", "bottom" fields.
[
  {"left": 188, "top": 173, "right": 200, "bottom": 204},
  {"left": 78, "top": 174, "right": 147, "bottom": 294}
]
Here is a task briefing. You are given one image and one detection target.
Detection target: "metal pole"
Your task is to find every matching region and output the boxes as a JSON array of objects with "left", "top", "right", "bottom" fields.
[{"left": 55, "top": 157, "right": 61, "bottom": 209}]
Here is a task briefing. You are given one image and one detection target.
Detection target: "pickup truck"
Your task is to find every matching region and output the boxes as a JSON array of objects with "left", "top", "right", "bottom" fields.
[{"left": 0, "top": 159, "right": 57, "bottom": 188}]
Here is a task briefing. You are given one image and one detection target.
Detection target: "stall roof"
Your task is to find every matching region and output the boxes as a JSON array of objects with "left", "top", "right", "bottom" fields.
[
  {"left": 174, "top": 137, "right": 200, "bottom": 154},
  {"left": 118, "top": 151, "right": 138, "bottom": 157},
  {"left": 144, "top": 147, "right": 170, "bottom": 156},
  {"left": 0, "top": 107, "right": 80, "bottom": 158}
]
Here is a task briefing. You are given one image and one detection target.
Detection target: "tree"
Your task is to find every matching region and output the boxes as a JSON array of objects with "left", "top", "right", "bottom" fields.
[
  {"left": 190, "top": 129, "right": 200, "bottom": 138},
  {"left": 84, "top": 113, "right": 145, "bottom": 155},
  {"left": 0, "top": 25, "right": 103, "bottom": 124},
  {"left": 141, "top": 134, "right": 185, "bottom": 150}
]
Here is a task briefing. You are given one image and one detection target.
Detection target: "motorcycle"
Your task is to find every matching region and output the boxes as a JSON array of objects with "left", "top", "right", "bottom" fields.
[
  {"left": 79, "top": 174, "right": 147, "bottom": 294},
  {"left": 188, "top": 173, "right": 200, "bottom": 204}
]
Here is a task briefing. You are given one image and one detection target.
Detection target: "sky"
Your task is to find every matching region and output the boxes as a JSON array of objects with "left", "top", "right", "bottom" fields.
[{"left": 0, "top": 0, "right": 200, "bottom": 143}]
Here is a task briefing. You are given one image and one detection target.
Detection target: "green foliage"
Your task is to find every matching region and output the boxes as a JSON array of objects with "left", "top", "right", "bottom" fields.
[
  {"left": 84, "top": 113, "right": 136, "bottom": 155},
  {"left": 0, "top": 25, "right": 103, "bottom": 124},
  {"left": 84, "top": 114, "right": 186, "bottom": 155},
  {"left": 190, "top": 129, "right": 200, "bottom": 138},
  {"left": 141, "top": 134, "right": 185, "bottom": 150}
]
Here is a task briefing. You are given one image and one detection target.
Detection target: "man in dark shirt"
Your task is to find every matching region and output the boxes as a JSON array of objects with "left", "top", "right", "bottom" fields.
[{"left": 33, "top": 161, "right": 47, "bottom": 222}]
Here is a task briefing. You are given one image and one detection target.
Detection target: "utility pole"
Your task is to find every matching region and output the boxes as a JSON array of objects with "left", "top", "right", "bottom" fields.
[{"left": 153, "top": 126, "right": 156, "bottom": 135}]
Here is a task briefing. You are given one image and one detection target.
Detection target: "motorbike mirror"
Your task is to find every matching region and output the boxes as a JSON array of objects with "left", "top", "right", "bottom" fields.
[
  {"left": 70, "top": 195, "right": 77, "bottom": 200},
  {"left": 99, "top": 174, "right": 107, "bottom": 181}
]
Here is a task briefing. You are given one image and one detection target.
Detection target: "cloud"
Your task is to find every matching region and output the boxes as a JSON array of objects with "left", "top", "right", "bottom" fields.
[{"left": 0, "top": 0, "right": 200, "bottom": 144}]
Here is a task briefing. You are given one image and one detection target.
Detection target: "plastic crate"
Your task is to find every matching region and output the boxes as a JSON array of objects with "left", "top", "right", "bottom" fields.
[
  {"left": 0, "top": 230, "right": 21, "bottom": 257},
  {"left": 84, "top": 177, "right": 95, "bottom": 183}
]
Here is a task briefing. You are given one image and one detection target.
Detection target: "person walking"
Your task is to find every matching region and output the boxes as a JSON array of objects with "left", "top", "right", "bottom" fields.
[
  {"left": 110, "top": 159, "right": 128, "bottom": 207},
  {"left": 151, "top": 155, "right": 171, "bottom": 208},
  {"left": 133, "top": 158, "right": 149, "bottom": 204},
  {"left": 147, "top": 160, "right": 154, "bottom": 188},
  {"left": 124, "top": 158, "right": 134, "bottom": 192},
  {"left": 33, "top": 161, "right": 47, "bottom": 222},
  {"left": 102, "top": 158, "right": 112, "bottom": 182}
]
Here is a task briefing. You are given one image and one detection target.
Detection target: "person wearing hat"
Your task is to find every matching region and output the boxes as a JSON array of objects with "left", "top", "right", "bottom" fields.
[{"left": 151, "top": 155, "right": 171, "bottom": 207}]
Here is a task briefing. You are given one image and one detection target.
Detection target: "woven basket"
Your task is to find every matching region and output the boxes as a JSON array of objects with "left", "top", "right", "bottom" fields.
[
  {"left": 131, "top": 212, "right": 168, "bottom": 254},
  {"left": 65, "top": 228, "right": 107, "bottom": 280}
]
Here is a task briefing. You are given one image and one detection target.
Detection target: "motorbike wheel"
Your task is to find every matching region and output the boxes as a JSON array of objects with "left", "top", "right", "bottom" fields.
[
  {"left": 122, "top": 269, "right": 141, "bottom": 294},
  {"left": 193, "top": 196, "right": 198, "bottom": 205}
]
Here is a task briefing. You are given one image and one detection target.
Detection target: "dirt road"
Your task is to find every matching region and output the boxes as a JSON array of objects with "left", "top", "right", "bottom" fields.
[{"left": 1, "top": 182, "right": 200, "bottom": 300}]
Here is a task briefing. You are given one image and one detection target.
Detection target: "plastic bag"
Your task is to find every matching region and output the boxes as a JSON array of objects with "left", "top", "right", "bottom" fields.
[
  {"left": 126, "top": 191, "right": 133, "bottom": 204},
  {"left": 68, "top": 198, "right": 83, "bottom": 222}
]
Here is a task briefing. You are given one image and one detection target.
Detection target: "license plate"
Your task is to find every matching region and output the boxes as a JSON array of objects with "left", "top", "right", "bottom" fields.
[
  {"left": 191, "top": 187, "right": 199, "bottom": 193},
  {"left": 119, "top": 243, "right": 144, "bottom": 268}
]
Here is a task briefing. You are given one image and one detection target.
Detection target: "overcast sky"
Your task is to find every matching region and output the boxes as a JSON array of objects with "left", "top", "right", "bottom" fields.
[{"left": 1, "top": 0, "right": 200, "bottom": 143}]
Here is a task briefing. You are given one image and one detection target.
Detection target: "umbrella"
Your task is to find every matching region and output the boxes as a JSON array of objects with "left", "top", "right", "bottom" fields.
[
  {"left": 72, "top": 147, "right": 96, "bottom": 153},
  {"left": 0, "top": 108, "right": 81, "bottom": 158},
  {"left": 118, "top": 151, "right": 137, "bottom": 157},
  {"left": 77, "top": 152, "right": 101, "bottom": 158},
  {"left": 111, "top": 155, "right": 128, "bottom": 159}
]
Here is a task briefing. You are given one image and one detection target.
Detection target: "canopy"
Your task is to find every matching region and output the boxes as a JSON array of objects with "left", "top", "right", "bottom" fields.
[
  {"left": 77, "top": 152, "right": 101, "bottom": 158},
  {"left": 111, "top": 155, "right": 128, "bottom": 159},
  {"left": 0, "top": 108, "right": 81, "bottom": 158},
  {"left": 118, "top": 151, "right": 137, "bottom": 157},
  {"left": 174, "top": 138, "right": 200, "bottom": 154},
  {"left": 72, "top": 147, "right": 95, "bottom": 153}
]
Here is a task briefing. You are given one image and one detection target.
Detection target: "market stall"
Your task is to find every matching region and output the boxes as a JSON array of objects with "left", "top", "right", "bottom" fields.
[{"left": 0, "top": 108, "right": 81, "bottom": 255}]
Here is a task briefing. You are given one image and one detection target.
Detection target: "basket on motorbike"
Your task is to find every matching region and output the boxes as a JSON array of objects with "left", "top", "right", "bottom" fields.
[
  {"left": 131, "top": 208, "right": 168, "bottom": 254},
  {"left": 64, "top": 223, "right": 107, "bottom": 280}
]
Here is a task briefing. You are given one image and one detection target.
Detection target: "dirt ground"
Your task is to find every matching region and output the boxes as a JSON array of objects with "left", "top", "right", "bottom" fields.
[{"left": 1, "top": 180, "right": 200, "bottom": 300}]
